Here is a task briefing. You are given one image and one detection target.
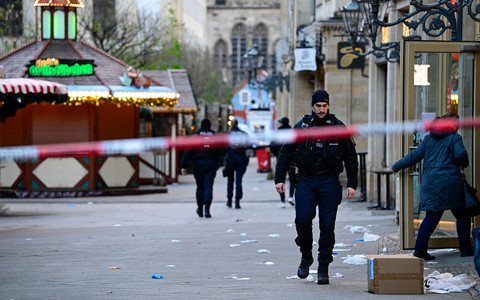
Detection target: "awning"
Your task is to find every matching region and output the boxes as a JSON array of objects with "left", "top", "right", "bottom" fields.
[
  {"left": 109, "top": 85, "right": 179, "bottom": 100},
  {"left": 0, "top": 78, "right": 68, "bottom": 121},
  {"left": 67, "top": 85, "right": 110, "bottom": 99},
  {"left": 0, "top": 78, "right": 68, "bottom": 95}
]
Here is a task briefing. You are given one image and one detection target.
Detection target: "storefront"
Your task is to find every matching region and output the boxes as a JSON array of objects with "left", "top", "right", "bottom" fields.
[{"left": 399, "top": 41, "right": 480, "bottom": 249}]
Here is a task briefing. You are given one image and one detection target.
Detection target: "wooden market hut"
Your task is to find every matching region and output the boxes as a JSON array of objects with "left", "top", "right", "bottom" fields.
[{"left": 0, "top": 0, "right": 197, "bottom": 197}]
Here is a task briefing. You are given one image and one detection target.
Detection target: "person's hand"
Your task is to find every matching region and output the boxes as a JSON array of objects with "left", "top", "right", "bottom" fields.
[
  {"left": 346, "top": 187, "right": 355, "bottom": 199},
  {"left": 276, "top": 183, "right": 285, "bottom": 194},
  {"left": 181, "top": 168, "right": 187, "bottom": 176}
]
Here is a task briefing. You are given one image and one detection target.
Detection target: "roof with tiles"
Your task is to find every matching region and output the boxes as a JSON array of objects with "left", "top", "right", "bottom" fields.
[{"left": 143, "top": 70, "right": 197, "bottom": 112}]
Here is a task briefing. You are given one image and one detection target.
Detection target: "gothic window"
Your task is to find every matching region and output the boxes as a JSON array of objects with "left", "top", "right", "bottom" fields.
[
  {"left": 214, "top": 40, "right": 227, "bottom": 68},
  {"left": 253, "top": 23, "right": 268, "bottom": 70},
  {"left": 94, "top": 0, "right": 116, "bottom": 32},
  {"left": 231, "top": 23, "right": 246, "bottom": 86},
  {"left": 0, "top": 0, "right": 22, "bottom": 36}
]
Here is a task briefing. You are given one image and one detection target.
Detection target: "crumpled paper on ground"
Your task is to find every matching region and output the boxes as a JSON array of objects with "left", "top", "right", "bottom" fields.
[
  {"left": 342, "top": 254, "right": 367, "bottom": 265},
  {"left": 425, "top": 271, "right": 476, "bottom": 293}
]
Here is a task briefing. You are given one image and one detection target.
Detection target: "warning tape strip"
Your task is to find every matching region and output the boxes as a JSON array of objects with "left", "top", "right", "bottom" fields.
[{"left": 0, "top": 117, "right": 479, "bottom": 161}]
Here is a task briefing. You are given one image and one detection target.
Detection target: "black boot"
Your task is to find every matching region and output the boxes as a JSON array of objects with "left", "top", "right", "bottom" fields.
[
  {"left": 317, "top": 264, "right": 329, "bottom": 284},
  {"left": 196, "top": 205, "right": 203, "bottom": 218},
  {"left": 413, "top": 250, "right": 435, "bottom": 261},
  {"left": 205, "top": 203, "right": 212, "bottom": 218},
  {"left": 297, "top": 254, "right": 314, "bottom": 279},
  {"left": 235, "top": 199, "right": 241, "bottom": 209},
  {"left": 226, "top": 198, "right": 232, "bottom": 208}
]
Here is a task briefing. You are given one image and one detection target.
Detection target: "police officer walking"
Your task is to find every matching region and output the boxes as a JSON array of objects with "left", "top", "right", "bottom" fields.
[
  {"left": 274, "top": 90, "right": 358, "bottom": 285},
  {"left": 180, "top": 118, "right": 221, "bottom": 218},
  {"left": 225, "top": 118, "right": 249, "bottom": 209}
]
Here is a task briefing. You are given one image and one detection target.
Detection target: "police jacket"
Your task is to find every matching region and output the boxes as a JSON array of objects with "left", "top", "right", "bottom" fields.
[
  {"left": 226, "top": 126, "right": 248, "bottom": 159},
  {"left": 274, "top": 112, "right": 358, "bottom": 189},
  {"left": 392, "top": 131, "right": 468, "bottom": 211},
  {"left": 180, "top": 128, "right": 221, "bottom": 168},
  {"left": 270, "top": 123, "right": 291, "bottom": 157}
]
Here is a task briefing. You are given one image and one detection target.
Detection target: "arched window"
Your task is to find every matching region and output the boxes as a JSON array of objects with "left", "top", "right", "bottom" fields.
[
  {"left": 53, "top": 10, "right": 66, "bottom": 39},
  {"left": 42, "top": 10, "right": 51, "bottom": 39},
  {"left": 231, "top": 23, "right": 246, "bottom": 86},
  {"left": 68, "top": 11, "right": 76, "bottom": 40},
  {"left": 214, "top": 40, "right": 227, "bottom": 68},
  {"left": 253, "top": 23, "right": 268, "bottom": 70}
]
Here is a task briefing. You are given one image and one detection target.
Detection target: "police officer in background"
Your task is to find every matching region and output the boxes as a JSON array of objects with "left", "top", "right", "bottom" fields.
[
  {"left": 180, "top": 118, "right": 222, "bottom": 218},
  {"left": 275, "top": 90, "right": 358, "bottom": 285}
]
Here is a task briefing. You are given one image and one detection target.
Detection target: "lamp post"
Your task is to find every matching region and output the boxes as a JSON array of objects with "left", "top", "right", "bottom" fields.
[
  {"left": 340, "top": 0, "right": 480, "bottom": 63},
  {"left": 242, "top": 44, "right": 289, "bottom": 94}
]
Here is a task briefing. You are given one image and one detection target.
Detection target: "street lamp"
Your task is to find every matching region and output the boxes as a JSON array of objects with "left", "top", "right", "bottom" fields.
[
  {"left": 340, "top": 0, "right": 480, "bottom": 63},
  {"left": 243, "top": 44, "right": 264, "bottom": 85},
  {"left": 242, "top": 44, "right": 289, "bottom": 94}
]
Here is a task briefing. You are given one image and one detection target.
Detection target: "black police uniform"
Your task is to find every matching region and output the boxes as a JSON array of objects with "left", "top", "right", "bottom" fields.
[
  {"left": 225, "top": 125, "right": 249, "bottom": 209},
  {"left": 180, "top": 120, "right": 221, "bottom": 218},
  {"left": 274, "top": 112, "right": 358, "bottom": 274}
]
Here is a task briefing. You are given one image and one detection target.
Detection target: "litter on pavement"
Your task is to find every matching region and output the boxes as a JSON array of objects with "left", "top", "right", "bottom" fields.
[
  {"left": 240, "top": 239, "right": 257, "bottom": 244},
  {"left": 258, "top": 249, "right": 271, "bottom": 254},
  {"left": 425, "top": 271, "right": 476, "bottom": 293},
  {"left": 342, "top": 254, "right": 368, "bottom": 265},
  {"left": 363, "top": 232, "right": 381, "bottom": 242},
  {"left": 345, "top": 225, "right": 368, "bottom": 234}
]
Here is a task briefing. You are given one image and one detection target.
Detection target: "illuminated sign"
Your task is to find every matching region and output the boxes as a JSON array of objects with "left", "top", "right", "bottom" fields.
[
  {"left": 337, "top": 42, "right": 365, "bottom": 70},
  {"left": 26, "top": 58, "right": 96, "bottom": 77}
]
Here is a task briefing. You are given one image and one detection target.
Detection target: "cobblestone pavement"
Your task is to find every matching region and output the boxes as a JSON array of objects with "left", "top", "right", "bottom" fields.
[{"left": 0, "top": 158, "right": 478, "bottom": 299}]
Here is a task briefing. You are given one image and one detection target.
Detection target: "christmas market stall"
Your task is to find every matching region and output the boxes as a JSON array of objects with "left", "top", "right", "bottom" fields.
[{"left": 0, "top": 0, "right": 189, "bottom": 197}]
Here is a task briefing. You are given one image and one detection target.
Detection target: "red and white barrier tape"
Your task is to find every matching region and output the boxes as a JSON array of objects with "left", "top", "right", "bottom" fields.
[{"left": 1, "top": 117, "right": 479, "bottom": 161}]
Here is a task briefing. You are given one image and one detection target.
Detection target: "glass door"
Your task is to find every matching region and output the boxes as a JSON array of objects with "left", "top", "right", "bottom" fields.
[{"left": 400, "top": 41, "right": 480, "bottom": 249}]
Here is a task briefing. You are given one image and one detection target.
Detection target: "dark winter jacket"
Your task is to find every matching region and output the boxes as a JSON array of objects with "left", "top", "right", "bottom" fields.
[
  {"left": 391, "top": 131, "right": 469, "bottom": 211},
  {"left": 180, "top": 126, "right": 222, "bottom": 169},
  {"left": 275, "top": 112, "right": 358, "bottom": 189},
  {"left": 270, "top": 123, "right": 291, "bottom": 157}
]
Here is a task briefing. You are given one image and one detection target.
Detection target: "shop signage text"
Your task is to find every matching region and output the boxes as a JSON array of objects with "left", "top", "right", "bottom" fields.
[
  {"left": 294, "top": 48, "right": 317, "bottom": 71},
  {"left": 27, "top": 58, "right": 96, "bottom": 77}
]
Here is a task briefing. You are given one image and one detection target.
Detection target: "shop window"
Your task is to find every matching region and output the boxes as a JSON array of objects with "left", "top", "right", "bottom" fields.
[{"left": 0, "top": 0, "right": 22, "bottom": 36}]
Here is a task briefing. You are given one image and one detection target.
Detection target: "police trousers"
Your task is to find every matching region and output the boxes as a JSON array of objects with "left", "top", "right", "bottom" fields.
[
  {"left": 294, "top": 173, "right": 342, "bottom": 265},
  {"left": 193, "top": 160, "right": 219, "bottom": 207}
]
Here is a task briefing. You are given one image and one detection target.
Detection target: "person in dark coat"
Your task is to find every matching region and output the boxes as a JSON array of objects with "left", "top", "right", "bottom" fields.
[
  {"left": 271, "top": 117, "right": 296, "bottom": 208},
  {"left": 225, "top": 118, "right": 249, "bottom": 209},
  {"left": 392, "top": 112, "right": 472, "bottom": 260},
  {"left": 180, "top": 118, "right": 221, "bottom": 218},
  {"left": 275, "top": 90, "right": 358, "bottom": 284}
]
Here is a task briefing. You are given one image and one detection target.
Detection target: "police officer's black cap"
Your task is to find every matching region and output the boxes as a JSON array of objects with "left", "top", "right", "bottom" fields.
[
  {"left": 311, "top": 90, "right": 329, "bottom": 106},
  {"left": 279, "top": 117, "right": 289, "bottom": 125}
]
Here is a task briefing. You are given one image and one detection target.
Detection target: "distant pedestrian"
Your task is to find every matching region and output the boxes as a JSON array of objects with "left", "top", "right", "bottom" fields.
[
  {"left": 180, "top": 118, "right": 221, "bottom": 218},
  {"left": 392, "top": 112, "right": 472, "bottom": 260},
  {"left": 225, "top": 118, "right": 249, "bottom": 209},
  {"left": 275, "top": 89, "right": 358, "bottom": 285},
  {"left": 270, "top": 117, "right": 296, "bottom": 208}
]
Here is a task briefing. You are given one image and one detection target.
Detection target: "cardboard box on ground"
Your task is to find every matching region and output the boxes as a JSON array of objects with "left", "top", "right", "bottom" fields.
[{"left": 367, "top": 254, "right": 424, "bottom": 294}]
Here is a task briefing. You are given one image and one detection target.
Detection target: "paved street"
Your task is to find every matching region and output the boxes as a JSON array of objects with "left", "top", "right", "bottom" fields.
[{"left": 0, "top": 158, "right": 478, "bottom": 299}]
